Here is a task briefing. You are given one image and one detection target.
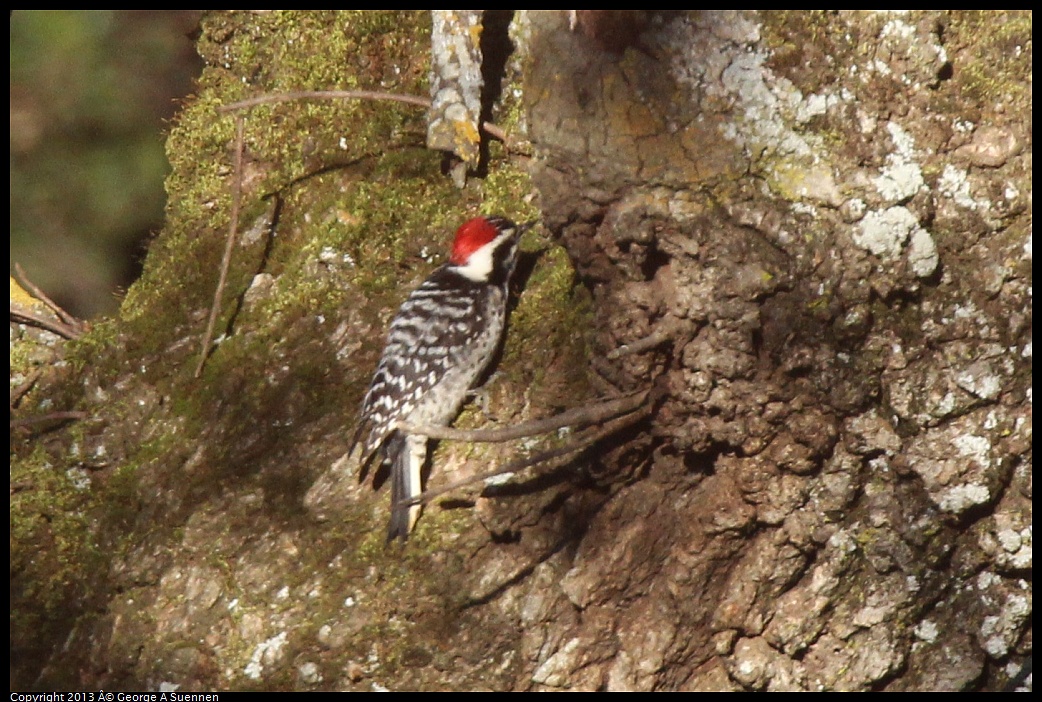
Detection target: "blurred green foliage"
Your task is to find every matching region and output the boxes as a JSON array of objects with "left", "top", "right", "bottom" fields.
[{"left": 10, "top": 10, "right": 202, "bottom": 317}]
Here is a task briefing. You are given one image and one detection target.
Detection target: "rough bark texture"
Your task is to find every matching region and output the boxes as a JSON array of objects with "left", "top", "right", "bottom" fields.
[
  {"left": 10, "top": 10, "right": 1030, "bottom": 692},
  {"left": 521, "top": 10, "right": 1031, "bottom": 691}
]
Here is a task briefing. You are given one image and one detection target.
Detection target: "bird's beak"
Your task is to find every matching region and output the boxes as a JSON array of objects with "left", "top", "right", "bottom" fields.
[{"left": 518, "top": 219, "right": 540, "bottom": 237}]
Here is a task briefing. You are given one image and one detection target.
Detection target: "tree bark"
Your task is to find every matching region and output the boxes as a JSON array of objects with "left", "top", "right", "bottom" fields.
[{"left": 10, "top": 10, "right": 1030, "bottom": 692}]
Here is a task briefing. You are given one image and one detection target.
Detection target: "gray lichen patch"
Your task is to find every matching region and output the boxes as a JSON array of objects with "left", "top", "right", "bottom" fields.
[
  {"left": 524, "top": 9, "right": 1031, "bottom": 692},
  {"left": 428, "top": 10, "right": 485, "bottom": 166}
]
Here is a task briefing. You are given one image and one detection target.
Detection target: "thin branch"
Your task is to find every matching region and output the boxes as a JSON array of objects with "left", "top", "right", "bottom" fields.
[
  {"left": 13, "top": 262, "right": 85, "bottom": 330},
  {"left": 10, "top": 410, "right": 88, "bottom": 430},
  {"left": 218, "top": 89, "right": 509, "bottom": 143},
  {"left": 10, "top": 263, "right": 87, "bottom": 337},
  {"left": 399, "top": 389, "right": 649, "bottom": 443},
  {"left": 219, "top": 90, "right": 431, "bottom": 113},
  {"left": 607, "top": 328, "right": 673, "bottom": 360},
  {"left": 9, "top": 369, "right": 41, "bottom": 408},
  {"left": 400, "top": 397, "right": 653, "bottom": 508},
  {"left": 10, "top": 306, "right": 82, "bottom": 340},
  {"left": 195, "top": 116, "right": 246, "bottom": 378}
]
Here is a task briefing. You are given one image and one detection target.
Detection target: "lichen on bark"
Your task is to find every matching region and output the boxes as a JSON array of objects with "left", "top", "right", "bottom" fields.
[{"left": 10, "top": 10, "right": 1030, "bottom": 692}]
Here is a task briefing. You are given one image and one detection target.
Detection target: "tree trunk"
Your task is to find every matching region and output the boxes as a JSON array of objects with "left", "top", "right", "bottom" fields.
[{"left": 11, "top": 10, "right": 1030, "bottom": 691}]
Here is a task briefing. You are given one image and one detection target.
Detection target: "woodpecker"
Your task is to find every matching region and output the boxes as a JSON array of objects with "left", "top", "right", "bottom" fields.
[{"left": 350, "top": 215, "right": 529, "bottom": 542}]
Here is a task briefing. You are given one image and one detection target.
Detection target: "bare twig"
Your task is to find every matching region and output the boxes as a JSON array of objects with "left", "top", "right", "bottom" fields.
[
  {"left": 10, "top": 410, "right": 88, "bottom": 430},
  {"left": 218, "top": 89, "right": 509, "bottom": 144},
  {"left": 607, "top": 328, "right": 673, "bottom": 360},
  {"left": 219, "top": 90, "right": 431, "bottom": 113},
  {"left": 399, "top": 389, "right": 649, "bottom": 443},
  {"left": 10, "top": 306, "right": 83, "bottom": 340},
  {"left": 400, "top": 396, "right": 653, "bottom": 508},
  {"left": 195, "top": 116, "right": 246, "bottom": 378},
  {"left": 11, "top": 263, "right": 88, "bottom": 339},
  {"left": 13, "top": 262, "right": 86, "bottom": 331},
  {"left": 9, "top": 369, "right": 41, "bottom": 408}
]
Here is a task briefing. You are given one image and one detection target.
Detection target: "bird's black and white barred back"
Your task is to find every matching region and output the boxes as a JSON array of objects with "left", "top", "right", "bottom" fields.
[{"left": 349, "top": 216, "right": 529, "bottom": 541}]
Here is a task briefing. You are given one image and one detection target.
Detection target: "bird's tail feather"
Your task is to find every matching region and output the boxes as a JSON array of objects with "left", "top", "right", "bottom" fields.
[{"left": 387, "top": 434, "right": 424, "bottom": 542}]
